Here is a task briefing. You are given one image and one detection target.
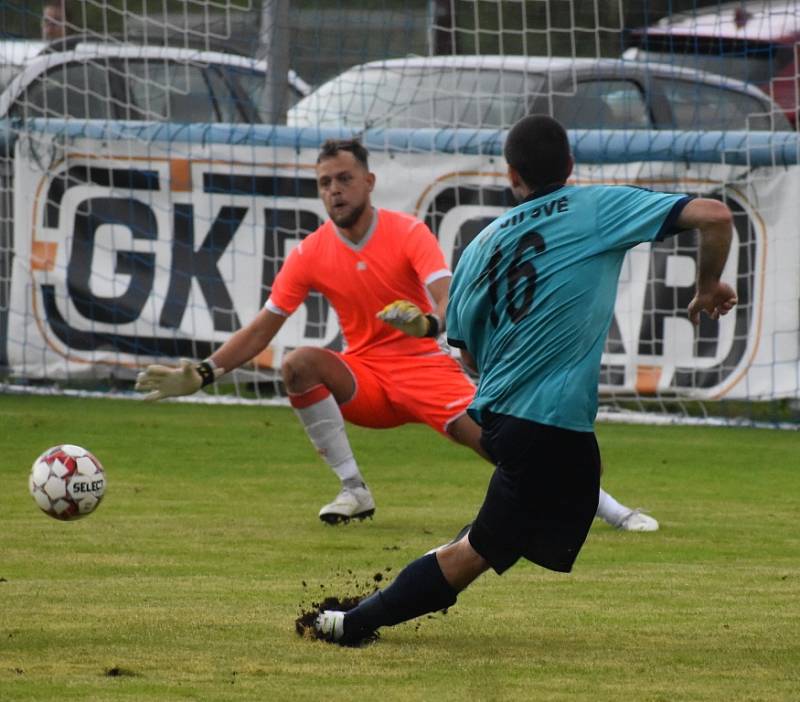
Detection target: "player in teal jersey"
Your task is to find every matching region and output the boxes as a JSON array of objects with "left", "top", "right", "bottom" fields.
[
  {"left": 313, "top": 115, "right": 737, "bottom": 645},
  {"left": 449, "top": 163, "right": 689, "bottom": 432}
]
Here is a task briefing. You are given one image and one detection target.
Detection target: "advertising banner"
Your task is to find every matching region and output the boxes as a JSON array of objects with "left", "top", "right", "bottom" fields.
[{"left": 8, "top": 132, "right": 800, "bottom": 399}]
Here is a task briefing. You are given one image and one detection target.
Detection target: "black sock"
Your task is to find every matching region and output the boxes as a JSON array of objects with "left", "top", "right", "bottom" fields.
[{"left": 342, "top": 554, "right": 457, "bottom": 643}]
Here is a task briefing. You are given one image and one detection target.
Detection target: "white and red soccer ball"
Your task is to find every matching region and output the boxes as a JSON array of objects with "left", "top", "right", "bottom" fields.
[{"left": 28, "top": 444, "right": 106, "bottom": 520}]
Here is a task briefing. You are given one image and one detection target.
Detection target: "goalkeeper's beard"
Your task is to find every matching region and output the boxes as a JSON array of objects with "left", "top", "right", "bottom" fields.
[{"left": 330, "top": 201, "right": 367, "bottom": 230}]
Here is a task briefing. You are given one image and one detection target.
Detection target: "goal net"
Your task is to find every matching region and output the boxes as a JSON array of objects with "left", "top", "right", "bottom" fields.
[{"left": 1, "top": 1, "right": 799, "bottom": 427}]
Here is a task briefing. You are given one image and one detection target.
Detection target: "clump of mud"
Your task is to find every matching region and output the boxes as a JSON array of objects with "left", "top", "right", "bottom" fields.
[
  {"left": 295, "top": 594, "right": 379, "bottom": 647},
  {"left": 294, "top": 570, "right": 390, "bottom": 647}
]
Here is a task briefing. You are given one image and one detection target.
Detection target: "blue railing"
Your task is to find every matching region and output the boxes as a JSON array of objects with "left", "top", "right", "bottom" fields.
[{"left": 1, "top": 119, "right": 798, "bottom": 167}]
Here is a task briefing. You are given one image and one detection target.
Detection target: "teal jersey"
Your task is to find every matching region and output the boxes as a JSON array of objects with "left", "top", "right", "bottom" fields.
[{"left": 447, "top": 184, "right": 691, "bottom": 432}]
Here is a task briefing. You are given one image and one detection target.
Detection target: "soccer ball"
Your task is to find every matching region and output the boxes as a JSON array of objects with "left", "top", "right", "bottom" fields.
[{"left": 28, "top": 444, "right": 106, "bottom": 520}]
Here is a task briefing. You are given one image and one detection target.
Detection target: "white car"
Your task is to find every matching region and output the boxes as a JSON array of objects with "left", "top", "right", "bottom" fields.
[
  {"left": 0, "top": 40, "right": 47, "bottom": 94},
  {"left": 0, "top": 39, "right": 310, "bottom": 123},
  {"left": 288, "top": 54, "right": 791, "bottom": 132}
]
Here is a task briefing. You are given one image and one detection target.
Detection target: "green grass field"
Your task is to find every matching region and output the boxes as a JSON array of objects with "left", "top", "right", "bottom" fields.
[{"left": 0, "top": 394, "right": 798, "bottom": 701}]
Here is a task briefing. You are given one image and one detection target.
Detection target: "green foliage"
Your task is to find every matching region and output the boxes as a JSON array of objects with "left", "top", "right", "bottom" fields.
[{"left": 0, "top": 395, "right": 798, "bottom": 701}]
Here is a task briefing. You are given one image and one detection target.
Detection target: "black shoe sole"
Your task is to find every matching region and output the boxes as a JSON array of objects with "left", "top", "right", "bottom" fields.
[{"left": 319, "top": 509, "right": 375, "bottom": 525}]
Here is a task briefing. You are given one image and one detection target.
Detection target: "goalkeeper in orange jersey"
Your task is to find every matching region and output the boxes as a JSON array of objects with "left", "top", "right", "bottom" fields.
[{"left": 136, "top": 138, "right": 657, "bottom": 531}]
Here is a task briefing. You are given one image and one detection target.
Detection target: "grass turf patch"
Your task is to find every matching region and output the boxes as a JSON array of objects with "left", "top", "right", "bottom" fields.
[{"left": 0, "top": 395, "right": 798, "bottom": 701}]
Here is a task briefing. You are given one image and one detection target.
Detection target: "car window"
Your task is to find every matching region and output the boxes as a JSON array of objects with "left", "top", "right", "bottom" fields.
[
  {"left": 124, "top": 60, "right": 219, "bottom": 123},
  {"left": 226, "top": 66, "right": 304, "bottom": 121},
  {"left": 626, "top": 43, "right": 794, "bottom": 86},
  {"left": 10, "top": 60, "right": 115, "bottom": 120},
  {"left": 553, "top": 80, "right": 651, "bottom": 129},
  {"left": 656, "top": 78, "right": 773, "bottom": 130},
  {"left": 203, "top": 65, "right": 245, "bottom": 122},
  {"left": 289, "top": 65, "right": 543, "bottom": 129}
]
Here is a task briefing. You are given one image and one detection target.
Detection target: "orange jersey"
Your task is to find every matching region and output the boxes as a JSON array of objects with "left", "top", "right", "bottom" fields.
[{"left": 267, "top": 209, "right": 450, "bottom": 357}]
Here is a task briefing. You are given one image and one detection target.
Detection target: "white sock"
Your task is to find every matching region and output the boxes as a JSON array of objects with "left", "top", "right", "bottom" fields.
[
  {"left": 596, "top": 488, "right": 631, "bottom": 526},
  {"left": 290, "top": 387, "right": 365, "bottom": 490}
]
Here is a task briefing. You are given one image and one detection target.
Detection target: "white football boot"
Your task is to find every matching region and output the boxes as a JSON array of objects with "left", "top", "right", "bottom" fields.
[
  {"left": 617, "top": 509, "right": 659, "bottom": 532},
  {"left": 315, "top": 610, "right": 345, "bottom": 642},
  {"left": 318, "top": 485, "right": 375, "bottom": 524}
]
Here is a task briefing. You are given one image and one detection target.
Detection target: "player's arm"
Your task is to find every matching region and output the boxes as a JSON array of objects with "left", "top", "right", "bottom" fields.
[
  {"left": 208, "top": 307, "right": 286, "bottom": 374},
  {"left": 135, "top": 308, "right": 287, "bottom": 401},
  {"left": 427, "top": 275, "right": 450, "bottom": 327},
  {"left": 376, "top": 276, "right": 451, "bottom": 338},
  {"left": 675, "top": 199, "right": 738, "bottom": 325}
]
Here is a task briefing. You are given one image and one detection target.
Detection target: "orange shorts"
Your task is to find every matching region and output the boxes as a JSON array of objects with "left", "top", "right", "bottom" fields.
[{"left": 334, "top": 351, "right": 476, "bottom": 435}]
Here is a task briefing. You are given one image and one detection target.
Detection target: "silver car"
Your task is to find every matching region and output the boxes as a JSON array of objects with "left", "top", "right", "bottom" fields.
[
  {"left": 622, "top": 0, "right": 800, "bottom": 127},
  {"left": 0, "top": 39, "right": 310, "bottom": 123},
  {"left": 0, "top": 40, "right": 47, "bottom": 94},
  {"left": 288, "top": 54, "right": 791, "bottom": 131}
]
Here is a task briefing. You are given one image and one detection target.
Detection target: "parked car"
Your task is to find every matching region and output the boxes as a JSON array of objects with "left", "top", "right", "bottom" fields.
[
  {"left": 623, "top": 0, "right": 799, "bottom": 127},
  {"left": 0, "top": 40, "right": 46, "bottom": 94},
  {"left": 287, "top": 54, "right": 791, "bottom": 132},
  {"left": 0, "top": 39, "right": 310, "bottom": 123}
]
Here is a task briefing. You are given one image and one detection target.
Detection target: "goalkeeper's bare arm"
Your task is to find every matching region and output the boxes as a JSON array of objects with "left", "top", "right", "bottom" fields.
[
  {"left": 208, "top": 308, "right": 287, "bottom": 376},
  {"left": 134, "top": 309, "right": 287, "bottom": 401}
]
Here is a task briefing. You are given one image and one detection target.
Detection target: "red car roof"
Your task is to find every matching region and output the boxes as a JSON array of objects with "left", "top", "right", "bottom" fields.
[{"left": 637, "top": 1, "right": 800, "bottom": 44}]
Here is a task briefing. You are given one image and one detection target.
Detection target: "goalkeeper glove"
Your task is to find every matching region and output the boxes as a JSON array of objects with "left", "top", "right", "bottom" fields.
[
  {"left": 135, "top": 358, "right": 223, "bottom": 402},
  {"left": 376, "top": 300, "right": 440, "bottom": 338}
]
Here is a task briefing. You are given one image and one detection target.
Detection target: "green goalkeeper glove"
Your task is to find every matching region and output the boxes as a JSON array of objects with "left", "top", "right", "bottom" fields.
[
  {"left": 135, "top": 358, "right": 223, "bottom": 402},
  {"left": 376, "top": 300, "right": 440, "bottom": 338}
]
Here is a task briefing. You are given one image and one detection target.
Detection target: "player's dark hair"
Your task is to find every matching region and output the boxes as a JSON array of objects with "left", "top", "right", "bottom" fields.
[
  {"left": 317, "top": 138, "right": 369, "bottom": 170},
  {"left": 504, "top": 115, "right": 571, "bottom": 190}
]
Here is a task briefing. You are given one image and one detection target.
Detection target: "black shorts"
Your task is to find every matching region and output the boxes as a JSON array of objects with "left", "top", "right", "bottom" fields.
[{"left": 468, "top": 412, "right": 601, "bottom": 575}]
